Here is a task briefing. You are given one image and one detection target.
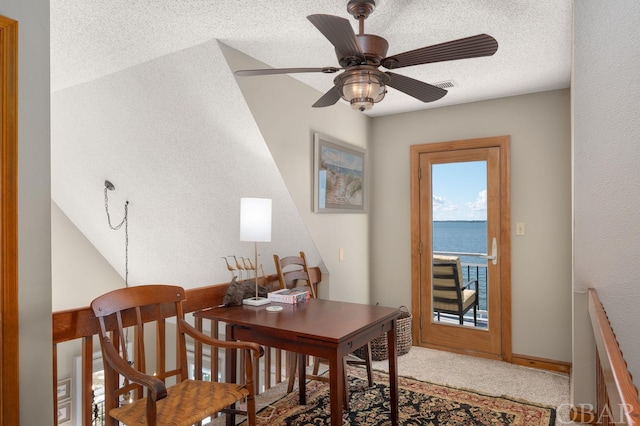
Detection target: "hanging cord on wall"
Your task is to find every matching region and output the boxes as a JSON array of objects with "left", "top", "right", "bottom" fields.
[
  {"left": 104, "top": 180, "right": 133, "bottom": 395},
  {"left": 104, "top": 180, "right": 130, "bottom": 287}
]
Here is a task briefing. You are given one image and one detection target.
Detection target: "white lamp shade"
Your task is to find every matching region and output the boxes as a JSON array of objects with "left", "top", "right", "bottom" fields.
[{"left": 240, "top": 198, "right": 272, "bottom": 242}]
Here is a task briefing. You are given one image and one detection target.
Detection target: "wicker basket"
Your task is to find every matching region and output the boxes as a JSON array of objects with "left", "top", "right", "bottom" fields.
[{"left": 354, "top": 306, "right": 412, "bottom": 361}]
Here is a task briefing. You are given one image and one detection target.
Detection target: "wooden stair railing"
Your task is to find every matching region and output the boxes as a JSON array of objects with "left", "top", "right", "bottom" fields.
[
  {"left": 577, "top": 288, "right": 640, "bottom": 425},
  {"left": 52, "top": 268, "right": 320, "bottom": 426}
]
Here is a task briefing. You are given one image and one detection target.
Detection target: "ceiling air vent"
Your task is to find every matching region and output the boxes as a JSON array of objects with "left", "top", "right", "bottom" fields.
[{"left": 432, "top": 80, "right": 456, "bottom": 89}]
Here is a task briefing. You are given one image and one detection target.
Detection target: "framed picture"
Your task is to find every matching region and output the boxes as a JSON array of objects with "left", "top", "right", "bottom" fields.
[
  {"left": 57, "top": 377, "right": 71, "bottom": 401},
  {"left": 57, "top": 401, "right": 71, "bottom": 423},
  {"left": 313, "top": 133, "right": 367, "bottom": 213}
]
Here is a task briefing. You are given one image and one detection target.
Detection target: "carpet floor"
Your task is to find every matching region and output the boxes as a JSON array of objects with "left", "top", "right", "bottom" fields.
[
  {"left": 241, "top": 367, "right": 555, "bottom": 425},
  {"left": 208, "top": 346, "right": 585, "bottom": 426}
]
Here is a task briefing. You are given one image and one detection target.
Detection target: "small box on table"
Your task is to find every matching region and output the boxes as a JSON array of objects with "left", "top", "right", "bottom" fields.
[{"left": 267, "top": 288, "right": 310, "bottom": 304}]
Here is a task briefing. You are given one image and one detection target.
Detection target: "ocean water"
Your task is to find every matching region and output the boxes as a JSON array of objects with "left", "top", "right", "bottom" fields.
[
  {"left": 432, "top": 221, "right": 488, "bottom": 310},
  {"left": 432, "top": 221, "right": 487, "bottom": 264}
]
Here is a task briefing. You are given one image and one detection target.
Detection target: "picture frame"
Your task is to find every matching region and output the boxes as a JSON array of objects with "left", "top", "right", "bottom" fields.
[
  {"left": 57, "top": 400, "right": 71, "bottom": 423},
  {"left": 313, "top": 132, "right": 367, "bottom": 213},
  {"left": 57, "top": 377, "right": 72, "bottom": 401}
]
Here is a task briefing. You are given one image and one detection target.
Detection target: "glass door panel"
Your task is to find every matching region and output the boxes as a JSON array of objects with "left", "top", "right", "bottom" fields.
[{"left": 431, "top": 161, "right": 489, "bottom": 329}]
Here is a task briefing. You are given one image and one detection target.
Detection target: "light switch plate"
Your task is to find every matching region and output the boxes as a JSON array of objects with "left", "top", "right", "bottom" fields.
[{"left": 516, "top": 223, "right": 525, "bottom": 236}]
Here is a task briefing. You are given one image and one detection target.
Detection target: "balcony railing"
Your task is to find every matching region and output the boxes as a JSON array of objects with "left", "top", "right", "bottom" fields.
[{"left": 52, "top": 269, "right": 320, "bottom": 426}]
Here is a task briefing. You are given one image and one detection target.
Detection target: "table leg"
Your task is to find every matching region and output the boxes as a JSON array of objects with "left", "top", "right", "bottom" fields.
[
  {"left": 329, "top": 352, "right": 344, "bottom": 426},
  {"left": 297, "top": 353, "right": 306, "bottom": 405},
  {"left": 387, "top": 319, "right": 399, "bottom": 425},
  {"left": 225, "top": 324, "right": 237, "bottom": 426}
]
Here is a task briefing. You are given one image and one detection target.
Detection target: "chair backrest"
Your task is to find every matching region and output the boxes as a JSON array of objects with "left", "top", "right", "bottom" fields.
[
  {"left": 90, "top": 285, "right": 189, "bottom": 413},
  {"left": 273, "top": 251, "right": 317, "bottom": 298},
  {"left": 432, "top": 255, "right": 464, "bottom": 302}
]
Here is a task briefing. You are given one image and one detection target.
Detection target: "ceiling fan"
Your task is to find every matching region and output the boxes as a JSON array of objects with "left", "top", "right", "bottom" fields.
[{"left": 234, "top": 0, "right": 498, "bottom": 112}]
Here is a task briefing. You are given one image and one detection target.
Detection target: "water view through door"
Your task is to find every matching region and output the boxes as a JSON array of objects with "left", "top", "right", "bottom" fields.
[
  {"left": 410, "top": 136, "right": 511, "bottom": 360},
  {"left": 432, "top": 205, "right": 489, "bottom": 327}
]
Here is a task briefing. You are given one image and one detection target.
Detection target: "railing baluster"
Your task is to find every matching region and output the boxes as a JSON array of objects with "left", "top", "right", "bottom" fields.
[
  {"left": 82, "top": 336, "right": 94, "bottom": 426},
  {"left": 264, "top": 346, "right": 271, "bottom": 390},
  {"left": 194, "top": 316, "right": 203, "bottom": 381},
  {"left": 275, "top": 348, "right": 282, "bottom": 383},
  {"left": 211, "top": 319, "right": 219, "bottom": 382}
]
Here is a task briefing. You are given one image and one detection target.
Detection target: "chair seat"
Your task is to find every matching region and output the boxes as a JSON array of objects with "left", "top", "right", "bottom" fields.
[
  {"left": 433, "top": 289, "right": 476, "bottom": 311},
  {"left": 110, "top": 380, "right": 249, "bottom": 426}
]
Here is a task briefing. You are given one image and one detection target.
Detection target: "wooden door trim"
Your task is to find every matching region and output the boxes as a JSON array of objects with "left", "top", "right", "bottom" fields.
[
  {"left": 409, "top": 135, "right": 511, "bottom": 362},
  {"left": 0, "top": 14, "right": 19, "bottom": 426}
]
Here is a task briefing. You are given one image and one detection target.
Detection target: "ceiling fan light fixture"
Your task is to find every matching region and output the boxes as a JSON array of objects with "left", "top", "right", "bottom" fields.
[{"left": 336, "top": 68, "right": 389, "bottom": 112}]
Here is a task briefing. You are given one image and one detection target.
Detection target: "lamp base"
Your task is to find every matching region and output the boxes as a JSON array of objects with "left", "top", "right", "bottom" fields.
[{"left": 242, "top": 297, "right": 271, "bottom": 306}]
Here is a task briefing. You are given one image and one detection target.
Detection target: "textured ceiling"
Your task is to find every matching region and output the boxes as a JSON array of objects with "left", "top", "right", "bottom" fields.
[{"left": 51, "top": 0, "right": 572, "bottom": 116}]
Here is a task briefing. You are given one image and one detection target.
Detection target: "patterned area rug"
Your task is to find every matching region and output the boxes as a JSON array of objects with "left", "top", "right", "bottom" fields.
[{"left": 244, "top": 368, "right": 555, "bottom": 425}]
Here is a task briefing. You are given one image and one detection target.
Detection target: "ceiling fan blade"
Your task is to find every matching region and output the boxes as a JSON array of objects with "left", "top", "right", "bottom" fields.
[
  {"left": 382, "top": 34, "right": 498, "bottom": 69},
  {"left": 235, "top": 67, "right": 341, "bottom": 77},
  {"left": 312, "top": 86, "right": 342, "bottom": 108},
  {"left": 307, "top": 14, "right": 364, "bottom": 62},
  {"left": 386, "top": 72, "right": 447, "bottom": 103}
]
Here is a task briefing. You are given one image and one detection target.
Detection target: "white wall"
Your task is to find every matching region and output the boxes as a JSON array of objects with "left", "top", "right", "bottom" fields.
[
  {"left": 220, "top": 42, "right": 372, "bottom": 303},
  {"left": 0, "top": 1, "right": 53, "bottom": 424},
  {"left": 370, "top": 90, "right": 572, "bottom": 362},
  {"left": 573, "top": 0, "right": 640, "bottom": 402},
  {"left": 51, "top": 200, "right": 124, "bottom": 311}
]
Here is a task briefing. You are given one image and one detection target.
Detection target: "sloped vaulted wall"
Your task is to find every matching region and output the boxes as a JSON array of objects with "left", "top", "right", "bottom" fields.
[{"left": 51, "top": 39, "right": 323, "bottom": 296}]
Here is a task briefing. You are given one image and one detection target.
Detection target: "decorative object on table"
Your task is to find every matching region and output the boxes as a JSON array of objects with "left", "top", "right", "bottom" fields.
[
  {"left": 267, "top": 288, "right": 310, "bottom": 304},
  {"left": 233, "top": 255, "right": 245, "bottom": 280},
  {"left": 223, "top": 277, "right": 269, "bottom": 307},
  {"left": 241, "top": 257, "right": 253, "bottom": 273},
  {"left": 240, "top": 197, "right": 272, "bottom": 306},
  {"left": 313, "top": 132, "right": 367, "bottom": 213},
  {"left": 222, "top": 256, "right": 237, "bottom": 278},
  {"left": 354, "top": 305, "right": 412, "bottom": 361},
  {"left": 237, "top": 368, "right": 555, "bottom": 426}
]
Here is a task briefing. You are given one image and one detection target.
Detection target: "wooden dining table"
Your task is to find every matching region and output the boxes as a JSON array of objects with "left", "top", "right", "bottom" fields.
[{"left": 195, "top": 298, "right": 401, "bottom": 426}]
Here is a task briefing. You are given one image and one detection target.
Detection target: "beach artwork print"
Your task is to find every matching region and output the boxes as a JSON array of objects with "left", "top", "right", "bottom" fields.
[{"left": 314, "top": 133, "right": 366, "bottom": 213}]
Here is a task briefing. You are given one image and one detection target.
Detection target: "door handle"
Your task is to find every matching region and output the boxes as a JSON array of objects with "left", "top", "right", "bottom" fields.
[{"left": 480, "top": 237, "right": 498, "bottom": 265}]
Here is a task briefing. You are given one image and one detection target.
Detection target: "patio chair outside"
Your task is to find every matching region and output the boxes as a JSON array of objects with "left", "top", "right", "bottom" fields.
[{"left": 432, "top": 255, "right": 479, "bottom": 326}]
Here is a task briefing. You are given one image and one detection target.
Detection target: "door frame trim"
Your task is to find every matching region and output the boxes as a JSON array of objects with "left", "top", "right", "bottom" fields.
[
  {"left": 409, "top": 135, "right": 511, "bottom": 362},
  {"left": 0, "top": 14, "right": 20, "bottom": 425}
]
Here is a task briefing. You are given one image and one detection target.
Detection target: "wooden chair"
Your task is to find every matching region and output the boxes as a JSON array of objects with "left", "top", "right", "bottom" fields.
[
  {"left": 273, "top": 251, "right": 317, "bottom": 298},
  {"left": 90, "top": 284, "right": 263, "bottom": 426},
  {"left": 432, "top": 255, "right": 479, "bottom": 325},
  {"left": 273, "top": 252, "right": 373, "bottom": 408}
]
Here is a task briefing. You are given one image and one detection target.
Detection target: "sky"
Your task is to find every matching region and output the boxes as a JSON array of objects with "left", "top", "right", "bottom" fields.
[{"left": 432, "top": 161, "right": 487, "bottom": 221}]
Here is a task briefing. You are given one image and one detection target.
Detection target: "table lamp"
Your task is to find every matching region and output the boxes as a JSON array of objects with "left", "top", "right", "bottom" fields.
[{"left": 240, "top": 197, "right": 272, "bottom": 306}]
